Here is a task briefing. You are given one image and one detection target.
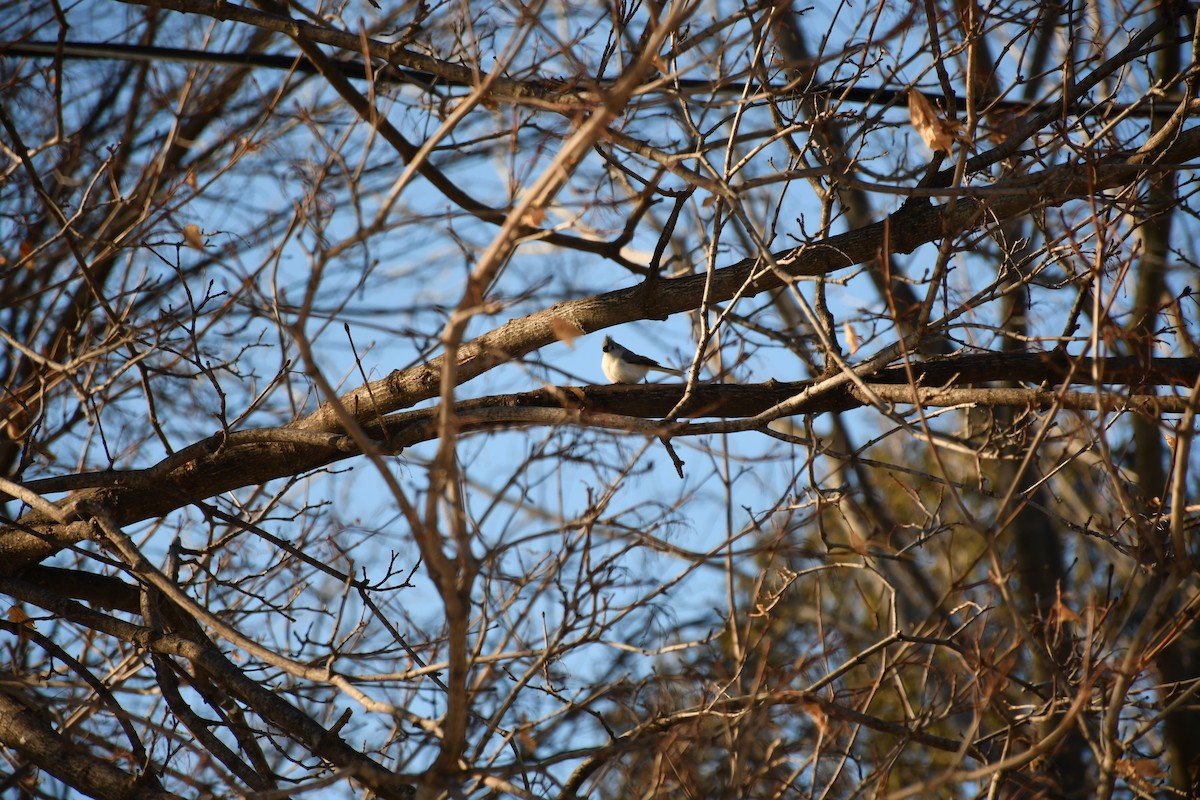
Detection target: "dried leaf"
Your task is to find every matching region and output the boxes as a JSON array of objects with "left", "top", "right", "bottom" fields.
[
  {"left": 1117, "top": 757, "right": 1166, "bottom": 780},
  {"left": 846, "top": 528, "right": 869, "bottom": 555},
  {"left": 801, "top": 700, "right": 828, "bottom": 735},
  {"left": 551, "top": 316, "right": 585, "bottom": 346},
  {"left": 517, "top": 728, "right": 538, "bottom": 753},
  {"left": 183, "top": 224, "right": 205, "bottom": 250},
  {"left": 1050, "top": 595, "right": 1082, "bottom": 625},
  {"left": 908, "top": 89, "right": 967, "bottom": 155},
  {"left": 522, "top": 207, "right": 546, "bottom": 227},
  {"left": 843, "top": 321, "right": 859, "bottom": 355},
  {"left": 7, "top": 605, "right": 31, "bottom": 629}
]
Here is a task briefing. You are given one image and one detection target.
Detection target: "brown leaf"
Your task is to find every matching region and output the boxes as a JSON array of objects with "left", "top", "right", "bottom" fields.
[
  {"left": 1050, "top": 595, "right": 1082, "bottom": 625},
  {"left": 517, "top": 728, "right": 538, "bottom": 753},
  {"left": 843, "top": 321, "right": 859, "bottom": 355},
  {"left": 908, "top": 89, "right": 967, "bottom": 155},
  {"left": 6, "top": 604, "right": 32, "bottom": 645},
  {"left": 1117, "top": 757, "right": 1166, "bottom": 780},
  {"left": 551, "top": 316, "right": 585, "bottom": 346},
  {"left": 846, "top": 528, "right": 869, "bottom": 555},
  {"left": 801, "top": 700, "right": 828, "bottom": 735},
  {"left": 183, "top": 224, "right": 205, "bottom": 250}
]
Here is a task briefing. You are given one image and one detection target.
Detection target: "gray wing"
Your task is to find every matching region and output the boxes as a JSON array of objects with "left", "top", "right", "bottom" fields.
[{"left": 623, "top": 351, "right": 666, "bottom": 368}]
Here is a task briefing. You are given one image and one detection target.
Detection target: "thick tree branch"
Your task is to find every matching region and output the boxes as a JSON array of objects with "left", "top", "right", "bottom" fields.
[
  {"left": 0, "top": 575, "right": 418, "bottom": 799},
  {"left": 298, "top": 123, "right": 1200, "bottom": 434},
  {"left": 4, "top": 39, "right": 1182, "bottom": 121},
  {"left": 2, "top": 353, "right": 1197, "bottom": 573},
  {"left": 0, "top": 690, "right": 182, "bottom": 800}
]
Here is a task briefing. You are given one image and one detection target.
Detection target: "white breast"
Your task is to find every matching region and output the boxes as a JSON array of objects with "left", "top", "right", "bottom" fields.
[{"left": 602, "top": 351, "right": 649, "bottom": 383}]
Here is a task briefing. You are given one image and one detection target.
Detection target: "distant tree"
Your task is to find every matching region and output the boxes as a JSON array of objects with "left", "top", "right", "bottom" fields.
[{"left": 2, "top": 1, "right": 1199, "bottom": 798}]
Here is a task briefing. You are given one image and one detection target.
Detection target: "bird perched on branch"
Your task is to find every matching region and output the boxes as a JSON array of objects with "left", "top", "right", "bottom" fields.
[{"left": 601, "top": 336, "right": 682, "bottom": 384}]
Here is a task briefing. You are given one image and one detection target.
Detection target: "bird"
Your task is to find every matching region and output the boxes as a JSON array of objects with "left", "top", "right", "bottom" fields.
[{"left": 601, "top": 335, "right": 683, "bottom": 384}]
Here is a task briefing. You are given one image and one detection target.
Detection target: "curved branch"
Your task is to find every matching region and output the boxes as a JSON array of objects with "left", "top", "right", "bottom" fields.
[
  {"left": 0, "top": 575, "right": 418, "bottom": 799},
  {"left": 300, "top": 123, "right": 1200, "bottom": 433},
  {"left": 0, "top": 690, "right": 182, "bottom": 800},
  {"left": 2, "top": 352, "right": 1197, "bottom": 573}
]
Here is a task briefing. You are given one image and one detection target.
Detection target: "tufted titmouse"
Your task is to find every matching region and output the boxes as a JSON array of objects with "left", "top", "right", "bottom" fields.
[{"left": 601, "top": 335, "right": 682, "bottom": 384}]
